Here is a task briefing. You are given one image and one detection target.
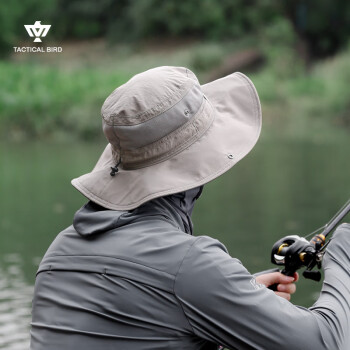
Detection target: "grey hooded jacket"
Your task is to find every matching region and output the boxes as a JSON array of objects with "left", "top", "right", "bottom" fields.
[{"left": 31, "top": 197, "right": 350, "bottom": 350}]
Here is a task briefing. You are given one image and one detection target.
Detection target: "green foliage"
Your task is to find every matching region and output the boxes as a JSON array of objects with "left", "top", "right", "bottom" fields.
[
  {"left": 0, "top": 0, "right": 56, "bottom": 55},
  {"left": 259, "top": 17, "right": 303, "bottom": 78},
  {"left": 112, "top": 0, "right": 280, "bottom": 42},
  {"left": 1, "top": 41, "right": 350, "bottom": 141},
  {"left": 50, "top": 0, "right": 114, "bottom": 39},
  {"left": 283, "top": 0, "right": 350, "bottom": 57},
  {"left": 2, "top": 0, "right": 350, "bottom": 59},
  {"left": 251, "top": 44, "right": 350, "bottom": 140},
  {"left": 0, "top": 62, "right": 130, "bottom": 140},
  {"left": 0, "top": 0, "right": 281, "bottom": 53},
  {"left": 190, "top": 44, "right": 225, "bottom": 72}
]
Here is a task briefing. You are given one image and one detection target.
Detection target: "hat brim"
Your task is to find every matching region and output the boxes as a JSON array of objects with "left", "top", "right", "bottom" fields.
[{"left": 71, "top": 72, "right": 262, "bottom": 210}]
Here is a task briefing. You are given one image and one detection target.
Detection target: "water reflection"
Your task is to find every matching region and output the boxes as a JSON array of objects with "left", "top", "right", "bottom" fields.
[
  {"left": 0, "top": 137, "right": 349, "bottom": 347},
  {"left": 0, "top": 254, "right": 33, "bottom": 350}
]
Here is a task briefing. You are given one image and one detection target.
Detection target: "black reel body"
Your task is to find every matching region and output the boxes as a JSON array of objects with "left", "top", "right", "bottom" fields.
[
  {"left": 269, "top": 199, "right": 350, "bottom": 286},
  {"left": 271, "top": 235, "right": 323, "bottom": 282}
]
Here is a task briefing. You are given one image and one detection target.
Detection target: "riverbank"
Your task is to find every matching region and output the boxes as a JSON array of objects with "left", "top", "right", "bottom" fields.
[{"left": 1, "top": 40, "right": 349, "bottom": 142}]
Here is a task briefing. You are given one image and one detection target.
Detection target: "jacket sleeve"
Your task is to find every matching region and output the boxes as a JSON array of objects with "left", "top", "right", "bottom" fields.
[{"left": 174, "top": 223, "right": 350, "bottom": 350}]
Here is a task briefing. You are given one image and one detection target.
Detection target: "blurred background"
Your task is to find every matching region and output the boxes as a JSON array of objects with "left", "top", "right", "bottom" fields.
[{"left": 1, "top": 0, "right": 350, "bottom": 348}]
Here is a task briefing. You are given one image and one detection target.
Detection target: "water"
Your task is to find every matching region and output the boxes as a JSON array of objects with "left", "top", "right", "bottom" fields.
[
  {"left": 1, "top": 135, "right": 349, "bottom": 348},
  {"left": 0, "top": 255, "right": 33, "bottom": 350}
]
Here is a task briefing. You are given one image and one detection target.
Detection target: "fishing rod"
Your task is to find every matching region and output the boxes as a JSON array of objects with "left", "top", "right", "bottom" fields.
[
  {"left": 271, "top": 199, "right": 350, "bottom": 280},
  {"left": 270, "top": 198, "right": 350, "bottom": 289},
  {"left": 218, "top": 200, "right": 350, "bottom": 350}
]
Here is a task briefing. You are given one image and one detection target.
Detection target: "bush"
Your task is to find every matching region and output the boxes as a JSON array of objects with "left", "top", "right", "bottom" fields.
[
  {"left": 2, "top": 0, "right": 350, "bottom": 59},
  {"left": 0, "top": 0, "right": 56, "bottom": 56},
  {"left": 0, "top": 62, "right": 130, "bottom": 140}
]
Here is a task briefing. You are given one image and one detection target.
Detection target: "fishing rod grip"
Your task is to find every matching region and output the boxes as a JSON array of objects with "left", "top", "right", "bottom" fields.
[{"left": 268, "top": 268, "right": 295, "bottom": 292}]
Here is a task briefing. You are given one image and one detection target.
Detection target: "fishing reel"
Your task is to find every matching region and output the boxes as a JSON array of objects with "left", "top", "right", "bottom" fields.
[
  {"left": 270, "top": 198, "right": 350, "bottom": 283},
  {"left": 271, "top": 234, "right": 326, "bottom": 281}
]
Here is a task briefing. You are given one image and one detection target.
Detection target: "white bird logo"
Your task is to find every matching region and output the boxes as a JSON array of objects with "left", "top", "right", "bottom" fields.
[{"left": 24, "top": 21, "right": 51, "bottom": 42}]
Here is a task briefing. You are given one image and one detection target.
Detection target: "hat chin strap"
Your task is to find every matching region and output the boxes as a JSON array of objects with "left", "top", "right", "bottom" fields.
[{"left": 110, "top": 159, "right": 121, "bottom": 176}]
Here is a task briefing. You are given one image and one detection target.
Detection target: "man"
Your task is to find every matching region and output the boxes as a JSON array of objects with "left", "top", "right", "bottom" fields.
[{"left": 31, "top": 66, "right": 350, "bottom": 349}]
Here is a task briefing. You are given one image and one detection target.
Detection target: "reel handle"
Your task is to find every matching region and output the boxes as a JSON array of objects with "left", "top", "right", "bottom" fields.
[{"left": 269, "top": 235, "right": 314, "bottom": 291}]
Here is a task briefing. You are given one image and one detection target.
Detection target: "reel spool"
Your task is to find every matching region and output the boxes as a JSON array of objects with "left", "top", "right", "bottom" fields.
[{"left": 271, "top": 235, "right": 323, "bottom": 281}]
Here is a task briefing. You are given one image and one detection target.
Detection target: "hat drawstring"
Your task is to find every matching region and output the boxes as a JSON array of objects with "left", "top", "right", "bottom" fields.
[{"left": 110, "top": 159, "right": 121, "bottom": 176}]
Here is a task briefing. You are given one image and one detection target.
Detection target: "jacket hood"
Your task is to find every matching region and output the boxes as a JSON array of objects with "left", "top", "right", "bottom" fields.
[
  {"left": 73, "top": 186, "right": 203, "bottom": 237},
  {"left": 73, "top": 201, "right": 125, "bottom": 237}
]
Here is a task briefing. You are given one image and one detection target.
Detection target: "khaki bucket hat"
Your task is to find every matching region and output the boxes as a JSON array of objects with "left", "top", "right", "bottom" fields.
[{"left": 71, "top": 66, "right": 262, "bottom": 210}]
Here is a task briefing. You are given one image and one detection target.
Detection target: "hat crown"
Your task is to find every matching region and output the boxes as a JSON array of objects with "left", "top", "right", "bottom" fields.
[
  {"left": 101, "top": 66, "right": 198, "bottom": 127},
  {"left": 72, "top": 69, "right": 262, "bottom": 210},
  {"left": 101, "top": 66, "right": 211, "bottom": 169}
]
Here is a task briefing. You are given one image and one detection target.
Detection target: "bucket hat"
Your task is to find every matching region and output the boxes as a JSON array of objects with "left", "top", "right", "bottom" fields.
[{"left": 71, "top": 66, "right": 262, "bottom": 210}]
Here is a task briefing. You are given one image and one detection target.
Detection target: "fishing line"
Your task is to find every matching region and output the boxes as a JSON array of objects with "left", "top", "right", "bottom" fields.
[
  {"left": 270, "top": 198, "right": 350, "bottom": 284},
  {"left": 304, "top": 225, "right": 327, "bottom": 239},
  {"left": 304, "top": 198, "right": 350, "bottom": 239}
]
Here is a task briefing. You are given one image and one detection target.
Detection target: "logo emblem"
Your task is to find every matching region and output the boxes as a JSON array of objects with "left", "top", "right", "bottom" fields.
[{"left": 24, "top": 21, "right": 51, "bottom": 42}]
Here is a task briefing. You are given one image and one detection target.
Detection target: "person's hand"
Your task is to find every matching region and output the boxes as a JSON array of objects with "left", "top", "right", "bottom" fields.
[{"left": 256, "top": 272, "right": 299, "bottom": 301}]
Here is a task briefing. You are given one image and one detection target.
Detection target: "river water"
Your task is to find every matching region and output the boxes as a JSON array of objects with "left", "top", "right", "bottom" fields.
[{"left": 1, "top": 135, "right": 349, "bottom": 349}]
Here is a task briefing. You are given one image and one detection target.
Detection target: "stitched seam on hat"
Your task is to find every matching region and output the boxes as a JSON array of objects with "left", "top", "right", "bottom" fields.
[
  {"left": 104, "top": 81, "right": 189, "bottom": 125},
  {"left": 74, "top": 136, "right": 253, "bottom": 211},
  {"left": 234, "top": 72, "right": 261, "bottom": 142},
  {"left": 111, "top": 82, "right": 203, "bottom": 152},
  {"left": 102, "top": 79, "right": 195, "bottom": 126},
  {"left": 73, "top": 72, "right": 262, "bottom": 210},
  {"left": 73, "top": 108, "right": 259, "bottom": 211},
  {"left": 121, "top": 100, "right": 206, "bottom": 165},
  {"left": 150, "top": 80, "right": 200, "bottom": 124},
  {"left": 73, "top": 120, "right": 254, "bottom": 209},
  {"left": 73, "top": 155, "right": 233, "bottom": 210},
  {"left": 216, "top": 72, "right": 260, "bottom": 164},
  {"left": 109, "top": 126, "right": 122, "bottom": 161},
  {"left": 121, "top": 98, "right": 213, "bottom": 170},
  {"left": 109, "top": 82, "right": 203, "bottom": 162}
]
